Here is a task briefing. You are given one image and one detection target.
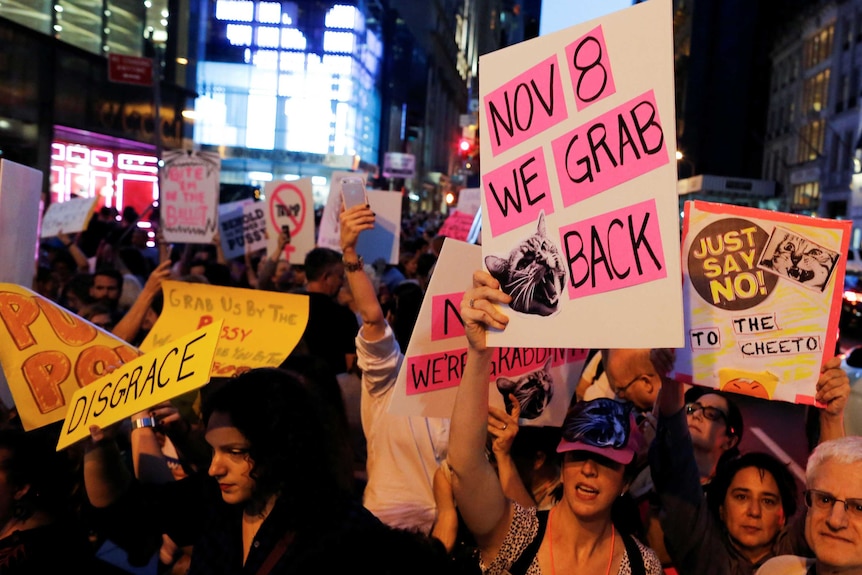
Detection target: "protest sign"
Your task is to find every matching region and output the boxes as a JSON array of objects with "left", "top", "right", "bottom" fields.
[
  {"left": 390, "top": 239, "right": 588, "bottom": 425},
  {"left": 317, "top": 171, "right": 364, "bottom": 252},
  {"left": 140, "top": 281, "right": 309, "bottom": 377},
  {"left": 264, "top": 178, "right": 315, "bottom": 264},
  {"left": 218, "top": 200, "right": 267, "bottom": 260},
  {"left": 356, "top": 191, "right": 402, "bottom": 265},
  {"left": 160, "top": 150, "right": 220, "bottom": 244},
  {"left": 56, "top": 321, "right": 220, "bottom": 450},
  {"left": 478, "top": 0, "right": 683, "bottom": 349},
  {"left": 456, "top": 188, "right": 482, "bottom": 217},
  {"left": 40, "top": 196, "right": 99, "bottom": 238},
  {"left": 0, "top": 160, "right": 44, "bottom": 412},
  {"left": 674, "top": 201, "right": 850, "bottom": 404},
  {"left": 0, "top": 283, "right": 142, "bottom": 430},
  {"left": 438, "top": 210, "right": 477, "bottom": 242}
]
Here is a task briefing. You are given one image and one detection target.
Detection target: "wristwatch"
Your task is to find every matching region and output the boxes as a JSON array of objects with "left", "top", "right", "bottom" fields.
[
  {"left": 342, "top": 255, "right": 364, "bottom": 272},
  {"left": 131, "top": 416, "right": 157, "bottom": 430}
]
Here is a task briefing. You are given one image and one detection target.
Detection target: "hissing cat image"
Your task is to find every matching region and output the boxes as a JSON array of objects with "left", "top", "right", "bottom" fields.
[
  {"left": 758, "top": 226, "right": 839, "bottom": 293},
  {"left": 485, "top": 211, "right": 567, "bottom": 317}
]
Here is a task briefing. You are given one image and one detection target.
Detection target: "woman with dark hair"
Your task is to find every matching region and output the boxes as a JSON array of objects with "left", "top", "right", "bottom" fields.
[
  {"left": 448, "top": 270, "right": 662, "bottom": 575},
  {"left": 83, "top": 367, "right": 445, "bottom": 574}
]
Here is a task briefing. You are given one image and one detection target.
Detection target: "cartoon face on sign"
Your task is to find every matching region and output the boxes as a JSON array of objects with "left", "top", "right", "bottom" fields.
[
  {"left": 687, "top": 218, "right": 779, "bottom": 311},
  {"left": 485, "top": 211, "right": 567, "bottom": 317},
  {"left": 757, "top": 227, "right": 839, "bottom": 292}
]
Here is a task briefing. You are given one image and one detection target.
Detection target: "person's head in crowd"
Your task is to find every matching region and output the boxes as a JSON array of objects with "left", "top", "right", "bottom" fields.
[
  {"left": 603, "top": 348, "right": 662, "bottom": 411},
  {"left": 385, "top": 280, "right": 424, "bottom": 351},
  {"left": 399, "top": 251, "right": 417, "bottom": 278},
  {"left": 415, "top": 252, "right": 437, "bottom": 291},
  {"left": 59, "top": 272, "right": 93, "bottom": 313},
  {"left": 33, "top": 265, "right": 58, "bottom": 300},
  {"left": 78, "top": 302, "right": 115, "bottom": 331},
  {"left": 188, "top": 256, "right": 209, "bottom": 278},
  {"left": 118, "top": 246, "right": 151, "bottom": 280},
  {"left": 684, "top": 385, "right": 743, "bottom": 477},
  {"left": 304, "top": 247, "right": 345, "bottom": 297},
  {"left": 98, "top": 206, "right": 118, "bottom": 222},
  {"left": 201, "top": 367, "right": 352, "bottom": 518},
  {"left": 49, "top": 248, "right": 77, "bottom": 286},
  {"left": 557, "top": 398, "right": 645, "bottom": 514},
  {"left": 707, "top": 451, "right": 797, "bottom": 564},
  {"left": 89, "top": 267, "right": 123, "bottom": 309},
  {"left": 130, "top": 228, "right": 150, "bottom": 250},
  {"left": 121, "top": 206, "right": 138, "bottom": 226},
  {"left": 203, "top": 262, "right": 234, "bottom": 287},
  {"left": 803, "top": 436, "right": 862, "bottom": 573}
]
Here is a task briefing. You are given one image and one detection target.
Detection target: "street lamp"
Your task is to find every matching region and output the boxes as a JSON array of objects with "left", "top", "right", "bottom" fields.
[{"left": 676, "top": 150, "right": 696, "bottom": 178}]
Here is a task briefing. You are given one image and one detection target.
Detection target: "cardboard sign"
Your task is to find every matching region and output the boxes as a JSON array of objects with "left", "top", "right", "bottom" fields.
[
  {"left": 40, "top": 196, "right": 99, "bottom": 238},
  {"left": 56, "top": 322, "right": 220, "bottom": 450},
  {"left": 456, "top": 188, "right": 482, "bottom": 216},
  {"left": 390, "top": 239, "right": 588, "bottom": 425},
  {"left": 0, "top": 160, "right": 44, "bottom": 411},
  {"left": 674, "top": 201, "right": 850, "bottom": 404},
  {"left": 218, "top": 200, "right": 268, "bottom": 260},
  {"left": 264, "top": 178, "right": 315, "bottom": 265},
  {"left": 438, "top": 210, "right": 477, "bottom": 242},
  {"left": 160, "top": 150, "right": 220, "bottom": 244},
  {"left": 317, "top": 171, "right": 364, "bottom": 252},
  {"left": 478, "top": 0, "right": 683, "bottom": 349},
  {"left": 140, "top": 281, "right": 309, "bottom": 377},
  {"left": 0, "top": 284, "right": 142, "bottom": 430}
]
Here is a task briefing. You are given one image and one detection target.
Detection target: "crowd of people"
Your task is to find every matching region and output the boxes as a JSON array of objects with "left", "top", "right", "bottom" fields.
[{"left": 0, "top": 198, "right": 858, "bottom": 575}]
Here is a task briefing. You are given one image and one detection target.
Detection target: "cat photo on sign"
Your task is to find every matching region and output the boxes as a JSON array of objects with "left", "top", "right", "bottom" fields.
[
  {"left": 484, "top": 211, "right": 567, "bottom": 317},
  {"left": 758, "top": 227, "right": 839, "bottom": 292},
  {"left": 496, "top": 357, "right": 555, "bottom": 419}
]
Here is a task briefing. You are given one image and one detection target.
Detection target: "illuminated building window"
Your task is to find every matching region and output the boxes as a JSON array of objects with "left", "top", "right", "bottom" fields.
[
  {"left": 281, "top": 28, "right": 306, "bottom": 50},
  {"left": 326, "top": 4, "right": 359, "bottom": 29},
  {"left": 226, "top": 23, "right": 252, "bottom": 46},
  {"left": 216, "top": 0, "right": 254, "bottom": 22},
  {"left": 257, "top": 1, "right": 280, "bottom": 24},
  {"left": 324, "top": 30, "right": 355, "bottom": 53},
  {"left": 257, "top": 26, "right": 280, "bottom": 48}
]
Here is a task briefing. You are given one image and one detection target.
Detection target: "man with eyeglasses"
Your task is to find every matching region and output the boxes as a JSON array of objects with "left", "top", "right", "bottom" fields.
[
  {"left": 756, "top": 436, "right": 862, "bottom": 575},
  {"left": 648, "top": 349, "right": 850, "bottom": 575}
]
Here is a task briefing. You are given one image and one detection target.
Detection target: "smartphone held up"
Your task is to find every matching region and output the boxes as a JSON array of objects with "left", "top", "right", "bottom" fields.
[{"left": 340, "top": 176, "right": 368, "bottom": 209}]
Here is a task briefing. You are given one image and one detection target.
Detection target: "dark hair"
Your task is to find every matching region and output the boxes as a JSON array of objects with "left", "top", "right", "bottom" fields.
[
  {"left": 118, "top": 246, "right": 151, "bottom": 278},
  {"left": 304, "top": 247, "right": 342, "bottom": 282},
  {"left": 707, "top": 451, "right": 798, "bottom": 520},
  {"left": 416, "top": 252, "right": 437, "bottom": 278},
  {"left": 92, "top": 266, "right": 124, "bottom": 288},
  {"left": 389, "top": 281, "right": 424, "bottom": 351},
  {"left": 685, "top": 386, "right": 744, "bottom": 473},
  {"left": 201, "top": 368, "right": 351, "bottom": 518}
]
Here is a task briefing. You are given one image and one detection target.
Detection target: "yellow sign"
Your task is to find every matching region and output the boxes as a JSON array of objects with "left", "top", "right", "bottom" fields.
[
  {"left": 141, "top": 281, "right": 309, "bottom": 377},
  {"left": 0, "top": 283, "right": 142, "bottom": 431},
  {"left": 56, "top": 322, "right": 221, "bottom": 450}
]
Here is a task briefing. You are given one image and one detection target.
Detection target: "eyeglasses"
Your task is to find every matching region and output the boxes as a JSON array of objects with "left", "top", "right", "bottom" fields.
[
  {"left": 685, "top": 402, "right": 728, "bottom": 424},
  {"left": 614, "top": 374, "right": 643, "bottom": 397},
  {"left": 804, "top": 489, "right": 862, "bottom": 519}
]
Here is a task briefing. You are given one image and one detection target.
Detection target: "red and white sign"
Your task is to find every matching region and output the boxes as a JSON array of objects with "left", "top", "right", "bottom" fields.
[
  {"left": 108, "top": 53, "right": 153, "bottom": 86},
  {"left": 265, "top": 179, "right": 314, "bottom": 264}
]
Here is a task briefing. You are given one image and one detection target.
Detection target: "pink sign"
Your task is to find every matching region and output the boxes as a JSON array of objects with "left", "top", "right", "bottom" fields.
[
  {"left": 484, "top": 147, "right": 555, "bottom": 237},
  {"left": 484, "top": 55, "right": 568, "bottom": 157},
  {"left": 406, "top": 347, "right": 588, "bottom": 395},
  {"left": 559, "top": 199, "right": 666, "bottom": 300},
  {"left": 438, "top": 212, "right": 476, "bottom": 242},
  {"left": 565, "top": 25, "right": 616, "bottom": 111},
  {"left": 431, "top": 292, "right": 466, "bottom": 341},
  {"left": 551, "top": 90, "right": 668, "bottom": 207}
]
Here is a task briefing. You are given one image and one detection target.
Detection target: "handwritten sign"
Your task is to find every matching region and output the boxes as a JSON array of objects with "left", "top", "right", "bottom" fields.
[
  {"left": 390, "top": 239, "right": 588, "bottom": 425},
  {"left": 674, "top": 201, "right": 850, "bottom": 404},
  {"left": 40, "top": 196, "right": 98, "bottom": 238},
  {"left": 160, "top": 150, "right": 220, "bottom": 244},
  {"left": 0, "top": 283, "right": 142, "bottom": 430},
  {"left": 264, "top": 179, "right": 314, "bottom": 265},
  {"left": 438, "top": 210, "right": 477, "bottom": 242},
  {"left": 479, "top": 0, "right": 683, "bottom": 349},
  {"left": 456, "top": 188, "right": 482, "bottom": 216},
  {"left": 56, "top": 322, "right": 220, "bottom": 450},
  {"left": 140, "top": 281, "right": 309, "bottom": 377},
  {"left": 218, "top": 200, "right": 268, "bottom": 260}
]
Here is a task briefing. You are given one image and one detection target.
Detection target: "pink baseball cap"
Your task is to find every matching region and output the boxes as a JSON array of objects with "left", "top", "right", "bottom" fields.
[{"left": 556, "top": 398, "right": 644, "bottom": 465}]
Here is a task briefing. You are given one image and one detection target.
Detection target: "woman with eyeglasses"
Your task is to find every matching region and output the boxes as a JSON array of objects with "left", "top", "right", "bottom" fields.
[
  {"left": 648, "top": 348, "right": 850, "bottom": 575},
  {"left": 447, "top": 271, "right": 663, "bottom": 575},
  {"left": 681, "top": 386, "right": 745, "bottom": 484}
]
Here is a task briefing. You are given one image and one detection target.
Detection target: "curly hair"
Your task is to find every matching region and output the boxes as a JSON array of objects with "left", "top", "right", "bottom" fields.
[{"left": 201, "top": 368, "right": 351, "bottom": 519}]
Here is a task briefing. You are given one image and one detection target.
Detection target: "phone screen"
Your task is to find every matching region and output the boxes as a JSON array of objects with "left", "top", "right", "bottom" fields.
[{"left": 340, "top": 177, "right": 367, "bottom": 209}]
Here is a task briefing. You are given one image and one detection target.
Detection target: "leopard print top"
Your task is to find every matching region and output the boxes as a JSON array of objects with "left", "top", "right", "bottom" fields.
[{"left": 481, "top": 503, "right": 664, "bottom": 575}]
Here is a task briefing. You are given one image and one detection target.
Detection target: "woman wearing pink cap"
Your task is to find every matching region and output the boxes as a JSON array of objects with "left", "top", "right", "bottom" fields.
[{"left": 447, "top": 270, "right": 662, "bottom": 575}]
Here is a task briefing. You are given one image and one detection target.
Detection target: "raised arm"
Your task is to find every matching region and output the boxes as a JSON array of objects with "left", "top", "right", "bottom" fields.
[
  {"left": 651, "top": 348, "right": 684, "bottom": 417},
  {"left": 111, "top": 259, "right": 171, "bottom": 343},
  {"left": 815, "top": 355, "right": 849, "bottom": 442},
  {"left": 448, "top": 270, "right": 512, "bottom": 555},
  {"left": 340, "top": 205, "right": 385, "bottom": 342},
  {"left": 83, "top": 424, "right": 133, "bottom": 508},
  {"left": 488, "top": 398, "right": 536, "bottom": 509}
]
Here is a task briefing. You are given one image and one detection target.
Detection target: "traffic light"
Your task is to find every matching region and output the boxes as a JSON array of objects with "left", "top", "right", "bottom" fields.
[{"left": 458, "top": 137, "right": 473, "bottom": 158}]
